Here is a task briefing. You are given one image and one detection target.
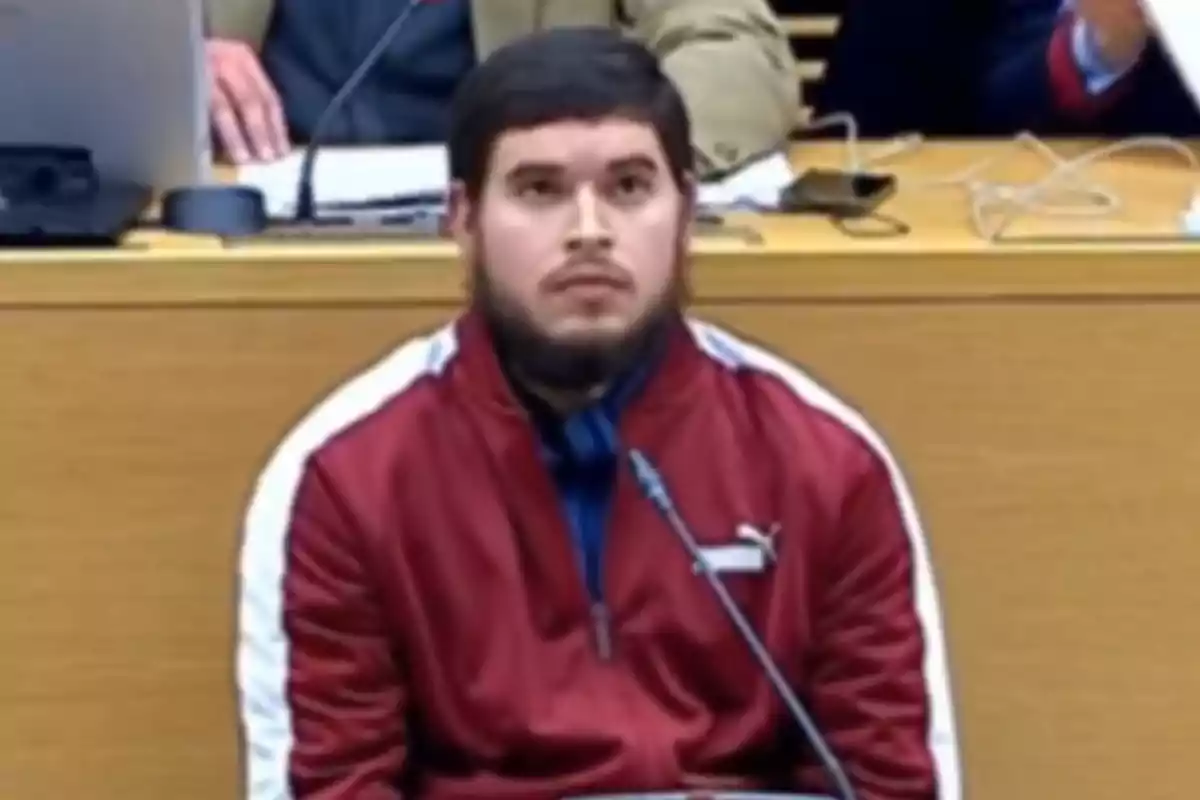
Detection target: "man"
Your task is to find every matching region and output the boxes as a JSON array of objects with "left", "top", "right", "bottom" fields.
[
  {"left": 980, "top": 0, "right": 1200, "bottom": 134},
  {"left": 237, "top": 27, "right": 962, "bottom": 800},
  {"left": 203, "top": 0, "right": 798, "bottom": 176}
]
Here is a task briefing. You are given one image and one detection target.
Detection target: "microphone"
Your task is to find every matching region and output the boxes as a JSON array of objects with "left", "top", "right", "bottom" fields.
[
  {"left": 293, "top": 0, "right": 428, "bottom": 221},
  {"left": 627, "top": 449, "right": 857, "bottom": 800}
]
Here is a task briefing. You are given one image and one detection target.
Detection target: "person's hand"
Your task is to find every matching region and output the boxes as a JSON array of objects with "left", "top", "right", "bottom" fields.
[
  {"left": 1074, "top": 0, "right": 1150, "bottom": 71},
  {"left": 206, "top": 39, "right": 290, "bottom": 164}
]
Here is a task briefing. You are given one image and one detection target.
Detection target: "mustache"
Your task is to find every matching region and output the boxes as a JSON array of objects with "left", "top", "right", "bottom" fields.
[{"left": 541, "top": 258, "right": 634, "bottom": 292}]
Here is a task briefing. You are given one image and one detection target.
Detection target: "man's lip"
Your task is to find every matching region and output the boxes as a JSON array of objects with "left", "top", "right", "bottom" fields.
[
  {"left": 549, "top": 263, "right": 631, "bottom": 290},
  {"left": 557, "top": 274, "right": 625, "bottom": 288}
]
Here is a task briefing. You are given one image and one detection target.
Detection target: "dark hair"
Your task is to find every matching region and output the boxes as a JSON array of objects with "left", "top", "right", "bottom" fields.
[{"left": 448, "top": 26, "right": 693, "bottom": 200}]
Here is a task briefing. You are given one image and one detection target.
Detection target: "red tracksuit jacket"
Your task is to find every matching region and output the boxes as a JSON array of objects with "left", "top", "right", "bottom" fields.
[{"left": 237, "top": 313, "right": 961, "bottom": 800}]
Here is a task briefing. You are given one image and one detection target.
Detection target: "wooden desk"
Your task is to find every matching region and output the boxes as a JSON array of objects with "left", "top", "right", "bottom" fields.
[{"left": 2, "top": 142, "right": 1199, "bottom": 800}]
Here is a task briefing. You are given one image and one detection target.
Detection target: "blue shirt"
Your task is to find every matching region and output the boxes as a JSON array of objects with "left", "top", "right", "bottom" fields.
[{"left": 526, "top": 366, "right": 650, "bottom": 605}]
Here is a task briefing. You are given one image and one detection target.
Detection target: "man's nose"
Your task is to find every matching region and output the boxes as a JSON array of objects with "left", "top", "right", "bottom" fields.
[{"left": 565, "top": 186, "right": 614, "bottom": 252}]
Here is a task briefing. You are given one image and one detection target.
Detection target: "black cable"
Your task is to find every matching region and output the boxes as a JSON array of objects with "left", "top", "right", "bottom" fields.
[{"left": 829, "top": 210, "right": 911, "bottom": 238}]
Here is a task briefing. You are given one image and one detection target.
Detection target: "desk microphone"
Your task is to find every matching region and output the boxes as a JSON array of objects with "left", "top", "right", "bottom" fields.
[
  {"left": 293, "top": 0, "right": 429, "bottom": 221},
  {"left": 627, "top": 449, "right": 857, "bottom": 800}
]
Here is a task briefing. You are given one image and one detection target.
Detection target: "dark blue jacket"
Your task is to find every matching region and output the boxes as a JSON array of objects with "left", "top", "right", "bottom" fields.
[
  {"left": 980, "top": 0, "right": 1200, "bottom": 135},
  {"left": 261, "top": 0, "right": 475, "bottom": 144}
]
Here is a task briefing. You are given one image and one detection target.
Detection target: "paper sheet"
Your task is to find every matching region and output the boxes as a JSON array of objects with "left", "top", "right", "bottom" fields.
[
  {"left": 1144, "top": 0, "right": 1200, "bottom": 112},
  {"left": 237, "top": 144, "right": 795, "bottom": 217},
  {"left": 238, "top": 145, "right": 449, "bottom": 217},
  {"left": 696, "top": 151, "right": 795, "bottom": 210}
]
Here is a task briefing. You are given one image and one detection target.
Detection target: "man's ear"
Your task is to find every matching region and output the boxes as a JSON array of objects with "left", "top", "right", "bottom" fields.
[
  {"left": 447, "top": 180, "right": 478, "bottom": 292},
  {"left": 446, "top": 180, "right": 474, "bottom": 244},
  {"left": 679, "top": 171, "right": 698, "bottom": 233}
]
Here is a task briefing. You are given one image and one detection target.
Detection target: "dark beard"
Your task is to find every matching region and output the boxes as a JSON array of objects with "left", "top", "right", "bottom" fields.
[{"left": 472, "top": 260, "right": 684, "bottom": 394}]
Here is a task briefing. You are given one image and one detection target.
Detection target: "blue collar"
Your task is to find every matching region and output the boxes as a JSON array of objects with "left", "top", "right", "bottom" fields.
[{"left": 523, "top": 357, "right": 653, "bottom": 472}]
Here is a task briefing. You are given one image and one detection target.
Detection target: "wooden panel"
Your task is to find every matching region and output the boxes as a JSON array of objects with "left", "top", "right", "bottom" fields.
[
  {"left": 0, "top": 306, "right": 455, "bottom": 799},
  {"left": 3, "top": 291, "right": 1200, "bottom": 800}
]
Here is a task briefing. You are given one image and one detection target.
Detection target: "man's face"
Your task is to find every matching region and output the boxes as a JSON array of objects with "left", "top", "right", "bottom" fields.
[{"left": 449, "top": 118, "right": 693, "bottom": 390}]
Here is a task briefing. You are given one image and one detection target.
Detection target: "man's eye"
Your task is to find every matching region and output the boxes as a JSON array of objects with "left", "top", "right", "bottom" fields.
[
  {"left": 517, "top": 180, "right": 561, "bottom": 199},
  {"left": 613, "top": 174, "right": 652, "bottom": 199}
]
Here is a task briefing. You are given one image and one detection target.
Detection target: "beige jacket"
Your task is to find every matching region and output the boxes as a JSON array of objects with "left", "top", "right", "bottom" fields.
[{"left": 205, "top": 0, "right": 799, "bottom": 174}]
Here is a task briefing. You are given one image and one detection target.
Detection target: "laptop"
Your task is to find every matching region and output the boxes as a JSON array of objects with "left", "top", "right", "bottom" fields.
[{"left": 0, "top": 0, "right": 210, "bottom": 191}]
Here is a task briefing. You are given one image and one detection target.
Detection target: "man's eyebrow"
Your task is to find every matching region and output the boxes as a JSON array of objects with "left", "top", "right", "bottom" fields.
[
  {"left": 501, "top": 155, "right": 661, "bottom": 182},
  {"left": 503, "top": 162, "right": 565, "bottom": 181},
  {"left": 605, "top": 155, "right": 659, "bottom": 173}
]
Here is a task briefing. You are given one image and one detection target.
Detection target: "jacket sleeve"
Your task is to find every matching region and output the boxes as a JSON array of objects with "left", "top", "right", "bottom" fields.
[
  {"left": 622, "top": 0, "right": 799, "bottom": 176},
  {"left": 980, "top": 0, "right": 1134, "bottom": 132},
  {"left": 796, "top": 449, "right": 960, "bottom": 800},
  {"left": 238, "top": 458, "right": 407, "bottom": 800}
]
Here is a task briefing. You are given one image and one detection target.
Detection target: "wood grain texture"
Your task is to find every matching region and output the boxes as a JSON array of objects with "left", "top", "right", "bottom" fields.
[{"left": 3, "top": 295, "right": 1200, "bottom": 800}]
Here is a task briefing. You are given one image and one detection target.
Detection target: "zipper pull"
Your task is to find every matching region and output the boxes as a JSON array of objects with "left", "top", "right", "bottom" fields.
[{"left": 591, "top": 603, "right": 613, "bottom": 660}]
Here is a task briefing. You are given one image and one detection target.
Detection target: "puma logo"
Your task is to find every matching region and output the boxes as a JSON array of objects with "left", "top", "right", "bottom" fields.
[{"left": 735, "top": 522, "right": 780, "bottom": 563}]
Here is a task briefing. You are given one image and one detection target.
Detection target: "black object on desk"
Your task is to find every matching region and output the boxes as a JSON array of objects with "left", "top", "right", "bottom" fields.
[
  {"left": 159, "top": 183, "right": 445, "bottom": 241},
  {"left": 777, "top": 169, "right": 896, "bottom": 217},
  {"left": 0, "top": 145, "right": 149, "bottom": 247},
  {"left": 776, "top": 169, "right": 909, "bottom": 238},
  {"left": 160, "top": 185, "right": 268, "bottom": 236}
]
